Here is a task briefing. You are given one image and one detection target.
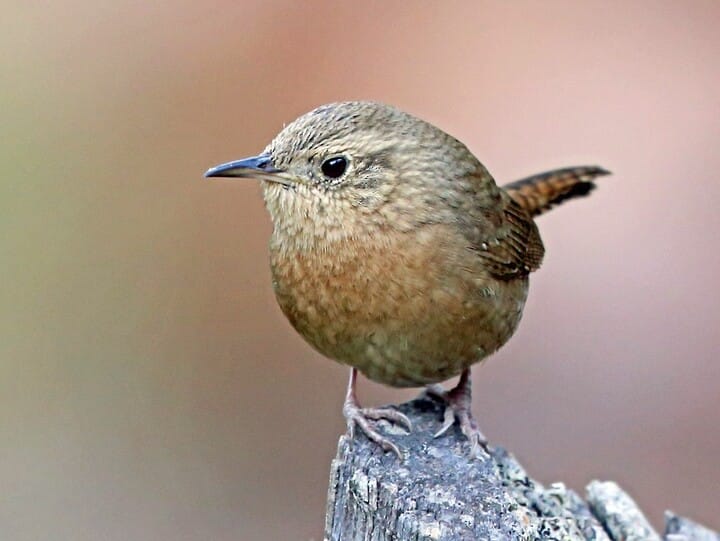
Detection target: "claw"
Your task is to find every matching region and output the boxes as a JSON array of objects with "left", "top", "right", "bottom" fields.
[
  {"left": 426, "top": 368, "right": 488, "bottom": 456},
  {"left": 342, "top": 368, "right": 410, "bottom": 459},
  {"left": 433, "top": 406, "right": 455, "bottom": 438},
  {"left": 363, "top": 407, "right": 413, "bottom": 432},
  {"left": 344, "top": 403, "right": 404, "bottom": 458}
]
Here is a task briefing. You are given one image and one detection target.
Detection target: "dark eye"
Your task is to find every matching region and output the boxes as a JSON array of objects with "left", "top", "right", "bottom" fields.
[{"left": 321, "top": 156, "right": 347, "bottom": 179}]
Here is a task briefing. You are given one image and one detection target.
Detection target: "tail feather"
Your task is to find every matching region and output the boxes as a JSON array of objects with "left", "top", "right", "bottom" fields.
[{"left": 503, "top": 166, "right": 610, "bottom": 217}]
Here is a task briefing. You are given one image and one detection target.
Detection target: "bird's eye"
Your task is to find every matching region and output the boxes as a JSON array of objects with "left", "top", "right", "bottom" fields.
[{"left": 321, "top": 156, "right": 348, "bottom": 179}]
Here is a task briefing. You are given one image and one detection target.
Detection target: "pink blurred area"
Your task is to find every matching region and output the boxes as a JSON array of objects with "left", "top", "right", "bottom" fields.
[{"left": 1, "top": 1, "right": 719, "bottom": 539}]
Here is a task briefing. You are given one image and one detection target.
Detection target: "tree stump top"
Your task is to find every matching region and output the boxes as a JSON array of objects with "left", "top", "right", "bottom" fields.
[{"left": 324, "top": 396, "right": 717, "bottom": 541}]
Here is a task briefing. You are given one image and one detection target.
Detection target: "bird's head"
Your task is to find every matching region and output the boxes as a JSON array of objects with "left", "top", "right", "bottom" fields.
[{"left": 205, "top": 101, "right": 487, "bottom": 244}]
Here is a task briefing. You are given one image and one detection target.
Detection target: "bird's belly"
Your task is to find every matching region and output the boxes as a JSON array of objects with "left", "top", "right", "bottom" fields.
[{"left": 270, "top": 235, "right": 528, "bottom": 387}]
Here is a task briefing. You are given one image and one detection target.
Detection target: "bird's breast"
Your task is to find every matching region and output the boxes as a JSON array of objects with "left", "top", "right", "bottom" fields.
[{"left": 268, "top": 224, "right": 528, "bottom": 387}]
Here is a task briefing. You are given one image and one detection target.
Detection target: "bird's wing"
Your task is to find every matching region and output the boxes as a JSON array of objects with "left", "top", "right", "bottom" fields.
[
  {"left": 474, "top": 197, "right": 544, "bottom": 279},
  {"left": 457, "top": 172, "right": 545, "bottom": 280}
]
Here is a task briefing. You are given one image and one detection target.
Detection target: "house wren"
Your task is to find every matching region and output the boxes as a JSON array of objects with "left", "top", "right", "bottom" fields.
[{"left": 206, "top": 101, "right": 607, "bottom": 457}]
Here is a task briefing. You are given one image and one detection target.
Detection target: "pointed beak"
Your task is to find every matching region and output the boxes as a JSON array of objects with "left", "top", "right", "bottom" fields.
[{"left": 204, "top": 154, "right": 291, "bottom": 185}]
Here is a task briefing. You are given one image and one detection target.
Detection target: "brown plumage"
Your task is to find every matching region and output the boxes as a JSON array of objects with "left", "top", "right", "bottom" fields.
[
  {"left": 504, "top": 166, "right": 609, "bottom": 217},
  {"left": 205, "top": 101, "right": 606, "bottom": 457}
]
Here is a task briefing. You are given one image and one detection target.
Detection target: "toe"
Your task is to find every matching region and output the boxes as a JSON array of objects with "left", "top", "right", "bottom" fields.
[
  {"left": 357, "top": 406, "right": 412, "bottom": 432},
  {"left": 356, "top": 417, "right": 403, "bottom": 459},
  {"left": 344, "top": 407, "right": 405, "bottom": 459},
  {"left": 433, "top": 406, "right": 456, "bottom": 438},
  {"left": 363, "top": 408, "right": 413, "bottom": 432}
]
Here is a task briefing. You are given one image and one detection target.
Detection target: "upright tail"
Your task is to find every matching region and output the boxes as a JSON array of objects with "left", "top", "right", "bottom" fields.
[{"left": 503, "top": 166, "right": 610, "bottom": 217}]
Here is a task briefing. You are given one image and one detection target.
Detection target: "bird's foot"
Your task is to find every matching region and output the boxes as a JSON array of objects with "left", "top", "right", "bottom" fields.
[
  {"left": 343, "top": 400, "right": 412, "bottom": 459},
  {"left": 342, "top": 368, "right": 411, "bottom": 459},
  {"left": 424, "top": 369, "right": 488, "bottom": 457}
]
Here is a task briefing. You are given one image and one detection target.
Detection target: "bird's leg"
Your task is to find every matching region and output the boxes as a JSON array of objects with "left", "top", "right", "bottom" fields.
[
  {"left": 425, "top": 368, "right": 488, "bottom": 456},
  {"left": 342, "top": 368, "right": 412, "bottom": 459}
]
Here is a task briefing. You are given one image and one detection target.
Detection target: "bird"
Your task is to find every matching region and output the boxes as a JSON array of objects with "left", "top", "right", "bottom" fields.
[{"left": 205, "top": 101, "right": 608, "bottom": 458}]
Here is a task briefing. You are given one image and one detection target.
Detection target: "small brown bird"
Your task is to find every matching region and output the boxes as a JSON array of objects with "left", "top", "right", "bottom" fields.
[{"left": 206, "top": 101, "right": 607, "bottom": 457}]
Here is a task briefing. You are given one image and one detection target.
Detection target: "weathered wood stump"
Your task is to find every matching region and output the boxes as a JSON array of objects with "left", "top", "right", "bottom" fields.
[{"left": 324, "top": 396, "right": 717, "bottom": 540}]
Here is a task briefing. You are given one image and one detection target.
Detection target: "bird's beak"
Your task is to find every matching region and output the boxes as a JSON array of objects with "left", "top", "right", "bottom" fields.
[{"left": 204, "top": 154, "right": 294, "bottom": 186}]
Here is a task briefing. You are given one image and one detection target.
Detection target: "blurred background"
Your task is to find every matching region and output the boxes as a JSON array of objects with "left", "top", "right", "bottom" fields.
[{"left": 1, "top": 1, "right": 719, "bottom": 539}]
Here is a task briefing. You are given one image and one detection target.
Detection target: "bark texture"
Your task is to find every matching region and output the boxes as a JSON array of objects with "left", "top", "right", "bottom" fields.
[{"left": 324, "top": 396, "right": 717, "bottom": 541}]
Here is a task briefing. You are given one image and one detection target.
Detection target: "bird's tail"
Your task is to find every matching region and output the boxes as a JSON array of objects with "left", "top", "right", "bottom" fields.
[{"left": 503, "top": 166, "right": 610, "bottom": 217}]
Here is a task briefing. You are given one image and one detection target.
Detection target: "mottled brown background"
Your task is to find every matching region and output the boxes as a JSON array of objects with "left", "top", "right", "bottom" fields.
[{"left": 1, "top": 1, "right": 718, "bottom": 540}]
